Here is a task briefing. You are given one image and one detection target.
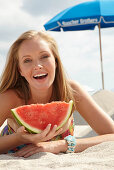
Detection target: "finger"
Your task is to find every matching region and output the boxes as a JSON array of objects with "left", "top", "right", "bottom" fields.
[
  {"left": 14, "top": 144, "right": 34, "bottom": 157},
  {"left": 24, "top": 147, "right": 43, "bottom": 158},
  {"left": 28, "top": 124, "right": 52, "bottom": 144},
  {"left": 49, "top": 124, "right": 57, "bottom": 133},
  {"left": 40, "top": 124, "right": 51, "bottom": 138},
  {"left": 15, "top": 147, "right": 36, "bottom": 157},
  {"left": 42, "top": 125, "right": 58, "bottom": 141},
  {"left": 17, "top": 126, "right": 25, "bottom": 133},
  {"left": 54, "top": 127, "right": 63, "bottom": 136}
]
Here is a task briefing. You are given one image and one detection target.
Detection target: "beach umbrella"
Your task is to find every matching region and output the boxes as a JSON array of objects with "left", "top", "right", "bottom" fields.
[{"left": 44, "top": 0, "right": 114, "bottom": 89}]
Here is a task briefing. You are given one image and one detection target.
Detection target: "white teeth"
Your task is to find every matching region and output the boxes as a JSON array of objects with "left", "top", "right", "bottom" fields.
[{"left": 34, "top": 73, "right": 47, "bottom": 78}]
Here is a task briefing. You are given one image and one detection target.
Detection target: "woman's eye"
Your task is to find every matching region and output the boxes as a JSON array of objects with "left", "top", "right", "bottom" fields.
[
  {"left": 24, "top": 59, "right": 32, "bottom": 63},
  {"left": 41, "top": 55, "right": 49, "bottom": 59}
]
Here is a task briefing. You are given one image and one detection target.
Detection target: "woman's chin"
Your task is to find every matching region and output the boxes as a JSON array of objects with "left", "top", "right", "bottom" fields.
[{"left": 31, "top": 84, "right": 53, "bottom": 92}]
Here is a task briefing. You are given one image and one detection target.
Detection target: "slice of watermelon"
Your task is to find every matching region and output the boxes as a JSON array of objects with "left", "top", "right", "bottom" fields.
[{"left": 11, "top": 100, "right": 73, "bottom": 133}]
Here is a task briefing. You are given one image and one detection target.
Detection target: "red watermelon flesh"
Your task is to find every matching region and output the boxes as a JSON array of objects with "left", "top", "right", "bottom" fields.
[{"left": 11, "top": 100, "right": 73, "bottom": 133}]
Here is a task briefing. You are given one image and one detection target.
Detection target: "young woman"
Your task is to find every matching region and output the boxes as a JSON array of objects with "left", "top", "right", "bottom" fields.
[{"left": 0, "top": 30, "right": 114, "bottom": 157}]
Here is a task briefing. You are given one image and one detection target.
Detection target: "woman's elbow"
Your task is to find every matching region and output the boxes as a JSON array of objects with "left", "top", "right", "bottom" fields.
[{"left": 101, "top": 125, "right": 114, "bottom": 135}]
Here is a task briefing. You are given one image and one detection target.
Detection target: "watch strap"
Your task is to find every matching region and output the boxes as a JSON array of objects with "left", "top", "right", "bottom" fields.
[{"left": 64, "top": 135, "right": 76, "bottom": 153}]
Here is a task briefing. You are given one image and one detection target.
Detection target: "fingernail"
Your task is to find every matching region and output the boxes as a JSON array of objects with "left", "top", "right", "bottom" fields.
[
  {"left": 54, "top": 125, "right": 57, "bottom": 128},
  {"left": 48, "top": 124, "right": 51, "bottom": 127}
]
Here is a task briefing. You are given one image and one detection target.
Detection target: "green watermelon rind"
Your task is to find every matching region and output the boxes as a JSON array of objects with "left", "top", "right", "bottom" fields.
[
  {"left": 11, "top": 100, "right": 73, "bottom": 134},
  {"left": 11, "top": 109, "right": 42, "bottom": 134},
  {"left": 56, "top": 100, "right": 73, "bottom": 131}
]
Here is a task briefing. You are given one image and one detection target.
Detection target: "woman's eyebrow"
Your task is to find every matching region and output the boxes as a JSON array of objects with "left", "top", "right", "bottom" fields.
[
  {"left": 22, "top": 51, "right": 49, "bottom": 59},
  {"left": 22, "top": 55, "right": 31, "bottom": 59},
  {"left": 39, "top": 51, "right": 48, "bottom": 54}
]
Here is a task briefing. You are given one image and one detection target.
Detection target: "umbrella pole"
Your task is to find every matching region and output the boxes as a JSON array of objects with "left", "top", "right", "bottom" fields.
[{"left": 98, "top": 23, "right": 104, "bottom": 89}]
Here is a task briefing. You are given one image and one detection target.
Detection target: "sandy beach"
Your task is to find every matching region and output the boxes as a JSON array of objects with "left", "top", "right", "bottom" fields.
[{"left": 0, "top": 89, "right": 114, "bottom": 170}]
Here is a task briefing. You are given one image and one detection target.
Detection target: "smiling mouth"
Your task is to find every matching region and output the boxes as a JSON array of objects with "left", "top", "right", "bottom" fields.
[{"left": 33, "top": 73, "right": 48, "bottom": 80}]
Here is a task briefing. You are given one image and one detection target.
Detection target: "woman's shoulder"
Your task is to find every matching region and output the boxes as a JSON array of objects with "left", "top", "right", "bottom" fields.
[
  {"left": 0, "top": 89, "right": 24, "bottom": 108},
  {"left": 69, "top": 80, "right": 85, "bottom": 95},
  {"left": 69, "top": 80, "right": 82, "bottom": 90},
  {"left": 69, "top": 80, "right": 89, "bottom": 103},
  {"left": 69, "top": 80, "right": 88, "bottom": 94},
  {"left": 0, "top": 89, "right": 17, "bottom": 99},
  {"left": 0, "top": 89, "right": 23, "bottom": 126}
]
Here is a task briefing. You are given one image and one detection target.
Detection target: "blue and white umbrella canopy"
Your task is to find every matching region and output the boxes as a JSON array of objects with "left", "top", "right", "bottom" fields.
[
  {"left": 44, "top": 0, "right": 114, "bottom": 31},
  {"left": 44, "top": 0, "right": 114, "bottom": 89}
]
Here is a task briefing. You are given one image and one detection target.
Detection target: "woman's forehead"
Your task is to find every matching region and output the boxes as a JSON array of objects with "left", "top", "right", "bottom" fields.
[{"left": 18, "top": 38, "right": 52, "bottom": 57}]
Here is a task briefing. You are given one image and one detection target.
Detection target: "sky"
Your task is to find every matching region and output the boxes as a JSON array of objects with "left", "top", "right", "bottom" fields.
[{"left": 0, "top": 0, "right": 114, "bottom": 92}]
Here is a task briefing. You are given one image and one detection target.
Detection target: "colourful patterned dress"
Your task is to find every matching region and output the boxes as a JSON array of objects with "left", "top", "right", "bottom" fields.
[{"left": 1, "top": 119, "right": 74, "bottom": 153}]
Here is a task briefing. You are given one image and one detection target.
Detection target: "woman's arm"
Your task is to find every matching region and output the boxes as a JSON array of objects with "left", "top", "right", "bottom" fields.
[
  {"left": 0, "top": 90, "right": 22, "bottom": 153},
  {"left": 14, "top": 133, "right": 114, "bottom": 157},
  {"left": 70, "top": 81, "right": 114, "bottom": 134},
  {"left": 0, "top": 90, "right": 63, "bottom": 154},
  {"left": 60, "top": 133, "right": 114, "bottom": 153},
  {"left": 0, "top": 125, "right": 62, "bottom": 154},
  {"left": 0, "top": 132, "right": 23, "bottom": 154},
  {"left": 74, "top": 133, "right": 114, "bottom": 153}
]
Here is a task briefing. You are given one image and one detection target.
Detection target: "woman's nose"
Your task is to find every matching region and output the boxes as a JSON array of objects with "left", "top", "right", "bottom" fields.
[{"left": 34, "top": 64, "right": 43, "bottom": 70}]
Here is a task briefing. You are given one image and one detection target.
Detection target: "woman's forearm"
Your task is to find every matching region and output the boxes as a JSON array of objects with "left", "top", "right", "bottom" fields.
[
  {"left": 75, "top": 133, "right": 114, "bottom": 153},
  {"left": 61, "top": 133, "right": 114, "bottom": 153},
  {"left": 0, "top": 133, "right": 23, "bottom": 154}
]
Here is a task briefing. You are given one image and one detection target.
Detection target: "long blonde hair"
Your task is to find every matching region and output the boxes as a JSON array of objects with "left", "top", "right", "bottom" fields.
[{"left": 0, "top": 30, "right": 76, "bottom": 110}]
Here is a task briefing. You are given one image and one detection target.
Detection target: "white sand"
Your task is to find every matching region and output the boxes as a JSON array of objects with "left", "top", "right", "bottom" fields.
[
  {"left": 0, "top": 90, "right": 114, "bottom": 169},
  {"left": 0, "top": 141, "right": 114, "bottom": 170}
]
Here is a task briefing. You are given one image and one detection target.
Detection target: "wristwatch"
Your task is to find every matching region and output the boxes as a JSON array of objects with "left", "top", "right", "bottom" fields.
[{"left": 64, "top": 135, "right": 76, "bottom": 153}]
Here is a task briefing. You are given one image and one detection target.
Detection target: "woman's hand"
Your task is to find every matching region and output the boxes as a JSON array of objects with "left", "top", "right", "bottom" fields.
[
  {"left": 14, "top": 140, "right": 67, "bottom": 158},
  {"left": 16, "top": 114, "right": 72, "bottom": 145},
  {"left": 56, "top": 115, "right": 73, "bottom": 135},
  {"left": 16, "top": 124, "right": 63, "bottom": 145}
]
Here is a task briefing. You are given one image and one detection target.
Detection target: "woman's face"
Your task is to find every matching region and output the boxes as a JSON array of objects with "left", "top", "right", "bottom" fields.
[{"left": 18, "top": 37, "right": 56, "bottom": 92}]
